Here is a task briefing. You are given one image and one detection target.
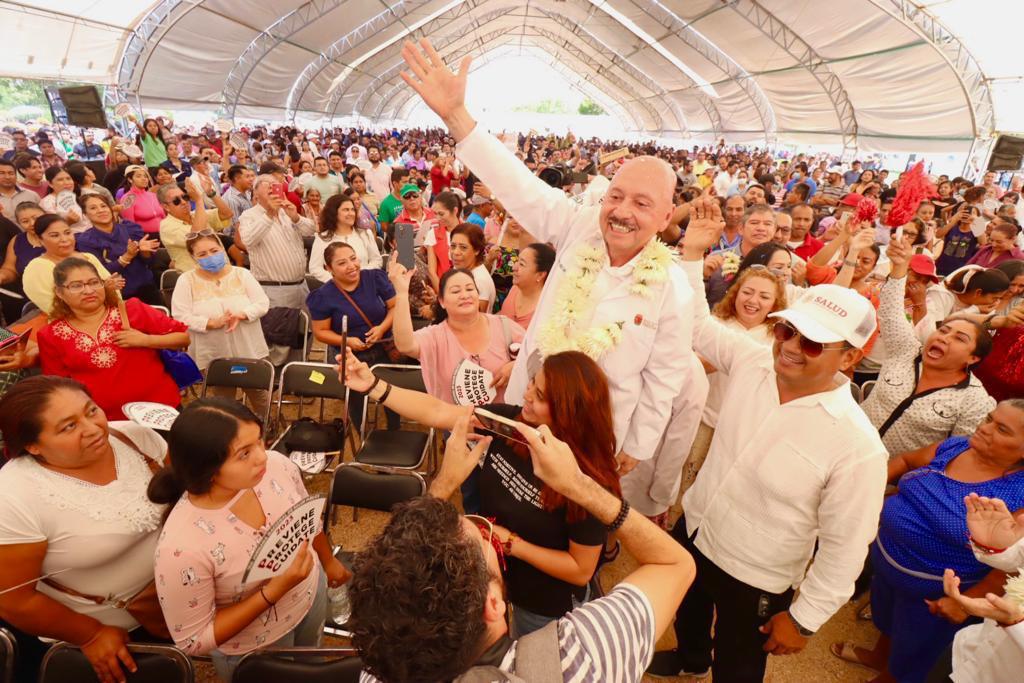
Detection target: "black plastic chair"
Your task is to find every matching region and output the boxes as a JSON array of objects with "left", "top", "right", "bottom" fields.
[
  {"left": 232, "top": 646, "right": 361, "bottom": 683},
  {"left": 353, "top": 364, "right": 433, "bottom": 473},
  {"left": 0, "top": 627, "right": 15, "bottom": 683},
  {"left": 271, "top": 361, "right": 355, "bottom": 470},
  {"left": 160, "top": 269, "right": 183, "bottom": 309},
  {"left": 202, "top": 357, "right": 276, "bottom": 426},
  {"left": 324, "top": 462, "right": 425, "bottom": 637},
  {"left": 38, "top": 642, "right": 193, "bottom": 683}
]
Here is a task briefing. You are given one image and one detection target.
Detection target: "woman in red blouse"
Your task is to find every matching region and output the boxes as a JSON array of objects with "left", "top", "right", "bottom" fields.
[{"left": 37, "top": 257, "right": 190, "bottom": 419}]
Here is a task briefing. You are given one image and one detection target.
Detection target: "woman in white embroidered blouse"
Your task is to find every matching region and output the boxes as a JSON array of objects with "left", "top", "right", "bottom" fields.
[
  {"left": 307, "top": 194, "right": 383, "bottom": 282},
  {"left": 862, "top": 239, "right": 1004, "bottom": 457},
  {"left": 171, "top": 231, "right": 270, "bottom": 419},
  {"left": 0, "top": 376, "right": 168, "bottom": 683}
]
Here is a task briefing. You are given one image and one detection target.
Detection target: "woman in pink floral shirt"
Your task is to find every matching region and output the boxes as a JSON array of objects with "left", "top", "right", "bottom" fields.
[{"left": 148, "top": 399, "right": 350, "bottom": 681}]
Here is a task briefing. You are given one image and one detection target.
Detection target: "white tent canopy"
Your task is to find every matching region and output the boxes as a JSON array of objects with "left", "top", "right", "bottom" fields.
[{"left": 2, "top": 0, "right": 1021, "bottom": 158}]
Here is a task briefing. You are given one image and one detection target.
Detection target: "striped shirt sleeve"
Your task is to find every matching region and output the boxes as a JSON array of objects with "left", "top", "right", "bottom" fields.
[{"left": 557, "top": 583, "right": 656, "bottom": 683}]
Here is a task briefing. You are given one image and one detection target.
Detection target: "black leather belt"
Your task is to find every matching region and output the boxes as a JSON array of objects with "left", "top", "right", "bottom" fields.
[{"left": 257, "top": 279, "right": 304, "bottom": 286}]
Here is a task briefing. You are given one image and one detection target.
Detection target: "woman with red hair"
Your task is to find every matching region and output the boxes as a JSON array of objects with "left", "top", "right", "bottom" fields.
[{"left": 338, "top": 347, "right": 619, "bottom": 637}]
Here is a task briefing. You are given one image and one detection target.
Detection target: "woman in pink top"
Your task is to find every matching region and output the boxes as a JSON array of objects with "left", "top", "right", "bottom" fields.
[
  {"left": 119, "top": 166, "right": 165, "bottom": 235},
  {"left": 149, "top": 399, "right": 350, "bottom": 681},
  {"left": 499, "top": 242, "right": 555, "bottom": 331},
  {"left": 391, "top": 264, "right": 524, "bottom": 404}
]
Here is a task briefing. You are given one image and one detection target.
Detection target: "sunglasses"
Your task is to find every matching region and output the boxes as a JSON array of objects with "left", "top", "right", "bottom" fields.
[
  {"left": 747, "top": 263, "right": 787, "bottom": 277},
  {"left": 403, "top": 193, "right": 420, "bottom": 199},
  {"left": 168, "top": 196, "right": 187, "bottom": 206},
  {"left": 465, "top": 515, "right": 506, "bottom": 572},
  {"left": 185, "top": 228, "right": 216, "bottom": 242},
  {"left": 772, "top": 321, "right": 848, "bottom": 358}
]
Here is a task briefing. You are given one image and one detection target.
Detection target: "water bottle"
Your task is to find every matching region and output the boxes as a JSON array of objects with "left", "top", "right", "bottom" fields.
[{"left": 327, "top": 583, "right": 351, "bottom": 625}]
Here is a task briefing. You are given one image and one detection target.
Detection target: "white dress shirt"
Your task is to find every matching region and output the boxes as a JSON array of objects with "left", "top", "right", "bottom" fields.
[
  {"left": 455, "top": 125, "right": 697, "bottom": 461},
  {"left": 365, "top": 162, "right": 392, "bottom": 199},
  {"left": 951, "top": 537, "right": 1024, "bottom": 683},
  {"left": 237, "top": 205, "right": 316, "bottom": 283},
  {"left": 681, "top": 259, "right": 888, "bottom": 631}
]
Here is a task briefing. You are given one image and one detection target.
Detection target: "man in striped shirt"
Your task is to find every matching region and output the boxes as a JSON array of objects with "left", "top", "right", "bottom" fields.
[
  {"left": 238, "top": 174, "right": 316, "bottom": 362},
  {"left": 349, "top": 417, "right": 696, "bottom": 683}
]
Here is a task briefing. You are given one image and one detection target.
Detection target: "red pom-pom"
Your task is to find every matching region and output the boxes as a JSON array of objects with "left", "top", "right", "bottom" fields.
[
  {"left": 855, "top": 197, "right": 878, "bottom": 224},
  {"left": 886, "top": 161, "right": 936, "bottom": 228}
]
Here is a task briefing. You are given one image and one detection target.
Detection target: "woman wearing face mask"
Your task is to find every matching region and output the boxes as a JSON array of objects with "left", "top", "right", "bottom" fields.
[
  {"left": 0, "top": 376, "right": 172, "bottom": 683},
  {"left": 308, "top": 195, "right": 383, "bottom": 282},
  {"left": 39, "top": 166, "right": 89, "bottom": 233},
  {"left": 308, "top": 242, "right": 399, "bottom": 430},
  {"left": 118, "top": 165, "right": 165, "bottom": 236},
  {"left": 37, "top": 257, "right": 188, "bottom": 419},
  {"left": 450, "top": 224, "right": 497, "bottom": 312},
  {"left": 148, "top": 399, "right": 349, "bottom": 682},
  {"left": 485, "top": 216, "right": 535, "bottom": 310},
  {"left": 860, "top": 240, "right": 1001, "bottom": 458},
  {"left": 22, "top": 215, "right": 116, "bottom": 314},
  {"left": 171, "top": 232, "right": 270, "bottom": 420},
  {"left": 76, "top": 193, "right": 162, "bottom": 306},
  {"left": 499, "top": 242, "right": 555, "bottom": 329}
]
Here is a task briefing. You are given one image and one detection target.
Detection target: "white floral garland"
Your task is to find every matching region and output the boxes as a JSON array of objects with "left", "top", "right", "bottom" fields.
[{"left": 537, "top": 238, "right": 672, "bottom": 360}]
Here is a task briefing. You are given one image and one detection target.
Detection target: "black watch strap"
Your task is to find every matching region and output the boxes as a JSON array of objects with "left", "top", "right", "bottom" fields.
[{"left": 787, "top": 610, "right": 815, "bottom": 637}]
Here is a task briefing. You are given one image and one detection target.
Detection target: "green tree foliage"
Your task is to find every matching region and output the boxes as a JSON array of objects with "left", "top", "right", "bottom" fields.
[
  {"left": 512, "top": 99, "right": 571, "bottom": 114},
  {"left": 577, "top": 99, "right": 606, "bottom": 116}
]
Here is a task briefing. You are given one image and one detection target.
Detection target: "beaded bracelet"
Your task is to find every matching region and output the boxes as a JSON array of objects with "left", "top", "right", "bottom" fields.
[{"left": 607, "top": 500, "right": 630, "bottom": 532}]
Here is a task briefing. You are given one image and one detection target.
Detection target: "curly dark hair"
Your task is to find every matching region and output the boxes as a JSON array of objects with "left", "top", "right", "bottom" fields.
[{"left": 349, "top": 496, "right": 491, "bottom": 682}]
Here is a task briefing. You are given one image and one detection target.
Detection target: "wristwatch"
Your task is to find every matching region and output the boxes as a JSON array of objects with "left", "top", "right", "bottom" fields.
[{"left": 787, "top": 610, "right": 815, "bottom": 637}]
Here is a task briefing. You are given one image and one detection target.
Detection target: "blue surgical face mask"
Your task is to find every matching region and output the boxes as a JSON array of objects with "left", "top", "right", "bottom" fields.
[{"left": 197, "top": 251, "right": 227, "bottom": 273}]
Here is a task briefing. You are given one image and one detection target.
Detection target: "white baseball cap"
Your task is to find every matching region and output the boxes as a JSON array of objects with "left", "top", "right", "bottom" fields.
[{"left": 769, "top": 284, "right": 876, "bottom": 349}]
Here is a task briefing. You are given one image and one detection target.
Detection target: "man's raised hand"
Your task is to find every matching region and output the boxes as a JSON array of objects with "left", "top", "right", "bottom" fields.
[
  {"left": 400, "top": 39, "right": 475, "bottom": 140},
  {"left": 681, "top": 196, "right": 725, "bottom": 261}
]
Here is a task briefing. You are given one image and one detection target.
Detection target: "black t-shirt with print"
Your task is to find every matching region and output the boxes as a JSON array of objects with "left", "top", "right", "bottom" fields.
[{"left": 478, "top": 404, "right": 607, "bottom": 617}]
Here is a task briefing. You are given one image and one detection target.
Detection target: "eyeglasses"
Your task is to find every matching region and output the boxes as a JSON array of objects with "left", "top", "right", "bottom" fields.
[
  {"left": 465, "top": 514, "right": 506, "bottom": 571},
  {"left": 185, "top": 228, "right": 216, "bottom": 242},
  {"left": 167, "top": 196, "right": 187, "bottom": 206},
  {"left": 61, "top": 279, "right": 103, "bottom": 293},
  {"left": 772, "top": 321, "right": 848, "bottom": 358},
  {"left": 403, "top": 193, "right": 420, "bottom": 200}
]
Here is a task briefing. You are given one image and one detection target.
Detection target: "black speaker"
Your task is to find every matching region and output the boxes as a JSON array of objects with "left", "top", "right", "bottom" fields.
[
  {"left": 988, "top": 135, "right": 1024, "bottom": 172},
  {"left": 55, "top": 86, "right": 108, "bottom": 129}
]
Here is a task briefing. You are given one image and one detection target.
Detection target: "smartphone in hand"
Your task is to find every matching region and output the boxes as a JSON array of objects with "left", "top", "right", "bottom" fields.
[{"left": 395, "top": 222, "right": 416, "bottom": 270}]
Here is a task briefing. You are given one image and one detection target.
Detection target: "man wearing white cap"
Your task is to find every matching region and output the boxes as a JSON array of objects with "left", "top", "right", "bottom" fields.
[{"left": 648, "top": 196, "right": 888, "bottom": 682}]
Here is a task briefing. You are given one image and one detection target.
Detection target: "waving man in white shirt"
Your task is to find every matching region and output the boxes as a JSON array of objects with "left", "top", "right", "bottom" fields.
[
  {"left": 399, "top": 39, "right": 698, "bottom": 480},
  {"left": 647, "top": 196, "right": 888, "bottom": 681}
]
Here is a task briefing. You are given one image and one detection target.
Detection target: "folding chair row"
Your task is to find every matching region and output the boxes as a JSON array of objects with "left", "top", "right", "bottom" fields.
[{"left": 32, "top": 641, "right": 363, "bottom": 683}]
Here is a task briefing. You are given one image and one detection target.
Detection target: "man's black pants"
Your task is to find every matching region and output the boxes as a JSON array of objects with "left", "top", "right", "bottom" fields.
[{"left": 670, "top": 517, "right": 794, "bottom": 682}]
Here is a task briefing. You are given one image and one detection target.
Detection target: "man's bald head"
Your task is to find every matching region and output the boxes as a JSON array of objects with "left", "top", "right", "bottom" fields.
[
  {"left": 612, "top": 155, "right": 677, "bottom": 207},
  {"left": 600, "top": 155, "right": 677, "bottom": 266}
]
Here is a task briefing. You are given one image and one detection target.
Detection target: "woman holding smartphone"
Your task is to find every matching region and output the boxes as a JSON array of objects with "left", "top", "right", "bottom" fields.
[{"left": 337, "top": 347, "right": 619, "bottom": 636}]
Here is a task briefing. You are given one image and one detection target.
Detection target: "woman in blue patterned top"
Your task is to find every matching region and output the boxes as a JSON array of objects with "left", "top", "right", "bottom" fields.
[{"left": 832, "top": 400, "right": 1024, "bottom": 683}]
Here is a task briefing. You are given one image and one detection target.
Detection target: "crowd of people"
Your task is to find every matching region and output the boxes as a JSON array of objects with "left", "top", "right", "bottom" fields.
[{"left": 0, "top": 37, "right": 1022, "bottom": 683}]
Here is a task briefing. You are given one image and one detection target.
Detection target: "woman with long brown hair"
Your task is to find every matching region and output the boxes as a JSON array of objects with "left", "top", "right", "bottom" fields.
[{"left": 338, "top": 347, "right": 619, "bottom": 636}]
